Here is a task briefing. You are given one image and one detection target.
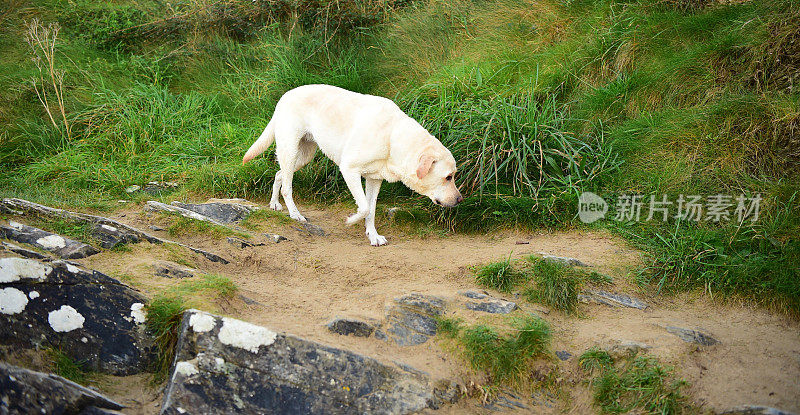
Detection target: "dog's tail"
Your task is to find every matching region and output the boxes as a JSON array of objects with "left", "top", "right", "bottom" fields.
[{"left": 242, "top": 120, "right": 276, "bottom": 164}]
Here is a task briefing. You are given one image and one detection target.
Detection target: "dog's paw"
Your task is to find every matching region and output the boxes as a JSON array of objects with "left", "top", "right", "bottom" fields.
[
  {"left": 368, "top": 233, "right": 387, "bottom": 246},
  {"left": 269, "top": 201, "right": 283, "bottom": 211},
  {"left": 290, "top": 213, "right": 307, "bottom": 222},
  {"left": 346, "top": 210, "right": 368, "bottom": 225}
]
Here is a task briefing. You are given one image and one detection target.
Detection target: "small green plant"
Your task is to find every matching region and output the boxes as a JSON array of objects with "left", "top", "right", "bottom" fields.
[
  {"left": 48, "top": 348, "right": 90, "bottom": 384},
  {"left": 579, "top": 347, "right": 614, "bottom": 374},
  {"left": 30, "top": 218, "right": 97, "bottom": 245},
  {"left": 435, "top": 315, "right": 463, "bottom": 339},
  {"left": 145, "top": 295, "right": 187, "bottom": 383},
  {"left": 580, "top": 349, "right": 690, "bottom": 414},
  {"left": 172, "top": 273, "right": 238, "bottom": 299},
  {"left": 524, "top": 257, "right": 582, "bottom": 313},
  {"left": 473, "top": 257, "right": 526, "bottom": 292},
  {"left": 458, "top": 315, "right": 551, "bottom": 384},
  {"left": 240, "top": 208, "right": 291, "bottom": 230}
]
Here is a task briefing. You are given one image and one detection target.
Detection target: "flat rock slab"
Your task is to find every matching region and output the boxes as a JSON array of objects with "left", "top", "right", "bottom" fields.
[
  {"left": 145, "top": 201, "right": 225, "bottom": 226},
  {"left": 162, "top": 310, "right": 451, "bottom": 414},
  {"left": 153, "top": 260, "right": 196, "bottom": 279},
  {"left": 0, "top": 362, "right": 124, "bottom": 414},
  {"left": 666, "top": 326, "right": 719, "bottom": 346},
  {"left": 172, "top": 201, "right": 254, "bottom": 224},
  {"left": 1, "top": 221, "right": 98, "bottom": 259},
  {"left": 459, "top": 290, "right": 517, "bottom": 314},
  {"left": 90, "top": 222, "right": 139, "bottom": 249},
  {"left": 326, "top": 317, "right": 378, "bottom": 337},
  {"left": 579, "top": 290, "right": 648, "bottom": 309},
  {"left": 1, "top": 241, "right": 49, "bottom": 260},
  {"left": 0, "top": 257, "right": 155, "bottom": 375},
  {"left": 538, "top": 253, "right": 588, "bottom": 267},
  {"left": 375, "top": 294, "right": 446, "bottom": 346}
]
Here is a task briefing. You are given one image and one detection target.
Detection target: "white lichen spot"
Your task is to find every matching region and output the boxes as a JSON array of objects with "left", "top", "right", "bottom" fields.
[
  {"left": 0, "top": 257, "right": 52, "bottom": 283},
  {"left": 174, "top": 361, "right": 199, "bottom": 377},
  {"left": 217, "top": 317, "right": 277, "bottom": 353},
  {"left": 189, "top": 313, "right": 216, "bottom": 333},
  {"left": 177, "top": 408, "right": 187, "bottom": 414},
  {"left": 0, "top": 287, "right": 29, "bottom": 314},
  {"left": 214, "top": 357, "right": 225, "bottom": 369},
  {"left": 28, "top": 291, "right": 39, "bottom": 299},
  {"left": 48, "top": 305, "right": 85, "bottom": 332},
  {"left": 101, "top": 224, "right": 118, "bottom": 232},
  {"left": 36, "top": 234, "right": 66, "bottom": 249},
  {"left": 61, "top": 262, "right": 82, "bottom": 274},
  {"left": 81, "top": 337, "right": 88, "bottom": 343},
  {"left": 130, "top": 303, "right": 146, "bottom": 324}
]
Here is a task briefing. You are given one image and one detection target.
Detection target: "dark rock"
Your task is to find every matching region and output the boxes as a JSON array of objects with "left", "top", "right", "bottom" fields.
[
  {"left": 555, "top": 350, "right": 572, "bottom": 361},
  {"left": 293, "top": 221, "right": 326, "bottom": 236},
  {"left": 375, "top": 294, "right": 446, "bottom": 346},
  {"left": 144, "top": 201, "right": 225, "bottom": 226},
  {"left": 0, "top": 221, "right": 99, "bottom": 259},
  {"left": 172, "top": 201, "right": 254, "bottom": 224},
  {"left": 720, "top": 406, "right": 797, "bottom": 415},
  {"left": 161, "top": 310, "right": 453, "bottom": 414},
  {"left": 149, "top": 225, "right": 165, "bottom": 231},
  {"left": 482, "top": 391, "right": 529, "bottom": 411},
  {"left": 238, "top": 295, "right": 264, "bottom": 306},
  {"left": 1, "top": 241, "right": 49, "bottom": 260},
  {"left": 539, "top": 253, "right": 588, "bottom": 267},
  {"left": 0, "top": 362, "right": 124, "bottom": 415},
  {"left": 666, "top": 326, "right": 719, "bottom": 346},
  {"left": 153, "top": 261, "right": 195, "bottom": 279},
  {"left": 459, "top": 290, "right": 517, "bottom": 314},
  {"left": 143, "top": 181, "right": 178, "bottom": 195},
  {"left": 0, "top": 257, "right": 155, "bottom": 375},
  {"left": 579, "top": 290, "right": 648, "bottom": 309},
  {"left": 326, "top": 317, "right": 377, "bottom": 337},
  {"left": 91, "top": 222, "right": 139, "bottom": 249},
  {"left": 226, "top": 236, "right": 263, "bottom": 249}
]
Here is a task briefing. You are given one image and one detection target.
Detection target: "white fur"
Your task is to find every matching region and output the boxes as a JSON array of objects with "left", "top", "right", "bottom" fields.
[{"left": 243, "top": 84, "right": 462, "bottom": 246}]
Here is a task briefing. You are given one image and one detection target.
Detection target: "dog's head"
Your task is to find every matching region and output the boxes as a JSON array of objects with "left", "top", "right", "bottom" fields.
[{"left": 409, "top": 143, "right": 463, "bottom": 207}]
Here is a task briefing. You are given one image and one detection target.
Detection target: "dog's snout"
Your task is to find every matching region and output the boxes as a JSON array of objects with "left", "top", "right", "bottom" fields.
[
  {"left": 456, "top": 195, "right": 463, "bottom": 204},
  {"left": 434, "top": 199, "right": 441, "bottom": 205}
]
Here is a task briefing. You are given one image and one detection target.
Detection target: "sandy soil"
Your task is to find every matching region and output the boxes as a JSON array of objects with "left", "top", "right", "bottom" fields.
[{"left": 10, "top": 201, "right": 800, "bottom": 414}]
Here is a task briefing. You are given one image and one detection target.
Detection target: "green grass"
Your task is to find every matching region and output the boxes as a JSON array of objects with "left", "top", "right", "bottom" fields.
[
  {"left": 473, "top": 257, "right": 525, "bottom": 293},
  {"left": 441, "top": 314, "right": 551, "bottom": 384},
  {"left": 166, "top": 215, "right": 250, "bottom": 240},
  {"left": 523, "top": 257, "right": 583, "bottom": 314},
  {"left": 29, "top": 218, "right": 97, "bottom": 245},
  {"left": 240, "top": 208, "right": 291, "bottom": 230},
  {"left": 144, "top": 295, "right": 187, "bottom": 383},
  {"left": 48, "top": 348, "right": 91, "bottom": 384},
  {"left": 579, "top": 349, "right": 691, "bottom": 415}
]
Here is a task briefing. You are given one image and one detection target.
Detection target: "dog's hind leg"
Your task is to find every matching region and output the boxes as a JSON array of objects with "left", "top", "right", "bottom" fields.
[
  {"left": 269, "top": 171, "right": 283, "bottom": 211},
  {"left": 340, "top": 169, "right": 370, "bottom": 226},
  {"left": 364, "top": 178, "right": 386, "bottom": 246}
]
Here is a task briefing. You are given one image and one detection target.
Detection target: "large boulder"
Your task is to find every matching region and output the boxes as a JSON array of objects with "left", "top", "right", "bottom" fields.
[
  {"left": 0, "top": 257, "right": 155, "bottom": 375},
  {"left": 0, "top": 362, "right": 124, "bottom": 414},
  {"left": 0, "top": 221, "right": 98, "bottom": 259},
  {"left": 161, "top": 310, "right": 454, "bottom": 414}
]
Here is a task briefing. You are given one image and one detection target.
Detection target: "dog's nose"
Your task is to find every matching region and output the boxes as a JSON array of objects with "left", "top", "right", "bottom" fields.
[
  {"left": 435, "top": 199, "right": 441, "bottom": 205},
  {"left": 456, "top": 195, "right": 463, "bottom": 204}
]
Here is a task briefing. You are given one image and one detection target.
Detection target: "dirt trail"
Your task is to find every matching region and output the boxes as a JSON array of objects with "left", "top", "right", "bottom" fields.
[{"left": 73, "top": 202, "right": 800, "bottom": 414}]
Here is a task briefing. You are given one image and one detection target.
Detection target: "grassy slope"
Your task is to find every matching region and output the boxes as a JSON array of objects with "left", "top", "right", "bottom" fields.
[{"left": 0, "top": 0, "right": 797, "bottom": 313}]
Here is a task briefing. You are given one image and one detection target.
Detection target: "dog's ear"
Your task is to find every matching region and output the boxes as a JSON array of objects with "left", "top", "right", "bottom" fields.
[{"left": 416, "top": 153, "right": 436, "bottom": 179}]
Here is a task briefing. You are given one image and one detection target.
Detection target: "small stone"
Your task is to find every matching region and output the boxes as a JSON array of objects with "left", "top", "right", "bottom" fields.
[
  {"left": 226, "top": 237, "right": 263, "bottom": 249},
  {"left": 294, "top": 221, "right": 326, "bottom": 236},
  {"left": 458, "top": 290, "right": 489, "bottom": 300},
  {"left": 172, "top": 202, "right": 254, "bottom": 224},
  {"left": 666, "top": 326, "right": 719, "bottom": 346},
  {"left": 465, "top": 299, "right": 517, "bottom": 314},
  {"left": 720, "top": 406, "right": 797, "bottom": 415},
  {"left": 326, "top": 317, "right": 377, "bottom": 337},
  {"left": 125, "top": 185, "right": 141, "bottom": 193},
  {"left": 606, "top": 340, "right": 651, "bottom": 358},
  {"left": 376, "top": 294, "right": 446, "bottom": 347},
  {"left": 386, "top": 207, "right": 401, "bottom": 221},
  {"left": 515, "top": 240, "right": 530, "bottom": 245},
  {"left": 153, "top": 261, "right": 195, "bottom": 279},
  {"left": 579, "top": 290, "right": 648, "bottom": 309},
  {"left": 555, "top": 350, "right": 572, "bottom": 361},
  {"left": 149, "top": 225, "right": 164, "bottom": 231},
  {"left": 264, "top": 233, "right": 288, "bottom": 243}
]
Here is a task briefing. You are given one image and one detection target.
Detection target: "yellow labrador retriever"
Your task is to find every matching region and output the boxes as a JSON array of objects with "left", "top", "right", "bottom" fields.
[{"left": 242, "top": 84, "right": 463, "bottom": 246}]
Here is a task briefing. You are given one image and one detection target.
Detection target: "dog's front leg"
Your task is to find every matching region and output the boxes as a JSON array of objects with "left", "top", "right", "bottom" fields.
[
  {"left": 364, "top": 178, "right": 386, "bottom": 246},
  {"left": 340, "top": 169, "right": 370, "bottom": 226}
]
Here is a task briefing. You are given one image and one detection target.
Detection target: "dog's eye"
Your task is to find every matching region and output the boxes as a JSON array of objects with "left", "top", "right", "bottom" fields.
[{"left": 446, "top": 175, "right": 453, "bottom": 181}]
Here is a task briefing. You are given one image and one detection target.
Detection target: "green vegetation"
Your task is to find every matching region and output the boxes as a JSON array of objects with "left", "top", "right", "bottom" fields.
[
  {"left": 240, "top": 208, "right": 291, "bottom": 230},
  {"left": 166, "top": 215, "right": 250, "bottom": 239},
  {"left": 29, "top": 218, "right": 96, "bottom": 245},
  {"left": 0, "top": 0, "right": 797, "bottom": 312},
  {"left": 439, "top": 314, "right": 551, "bottom": 384},
  {"left": 48, "top": 348, "right": 91, "bottom": 384},
  {"left": 473, "top": 257, "right": 523, "bottom": 293},
  {"left": 579, "top": 348, "right": 691, "bottom": 414},
  {"left": 145, "top": 273, "right": 237, "bottom": 381}
]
